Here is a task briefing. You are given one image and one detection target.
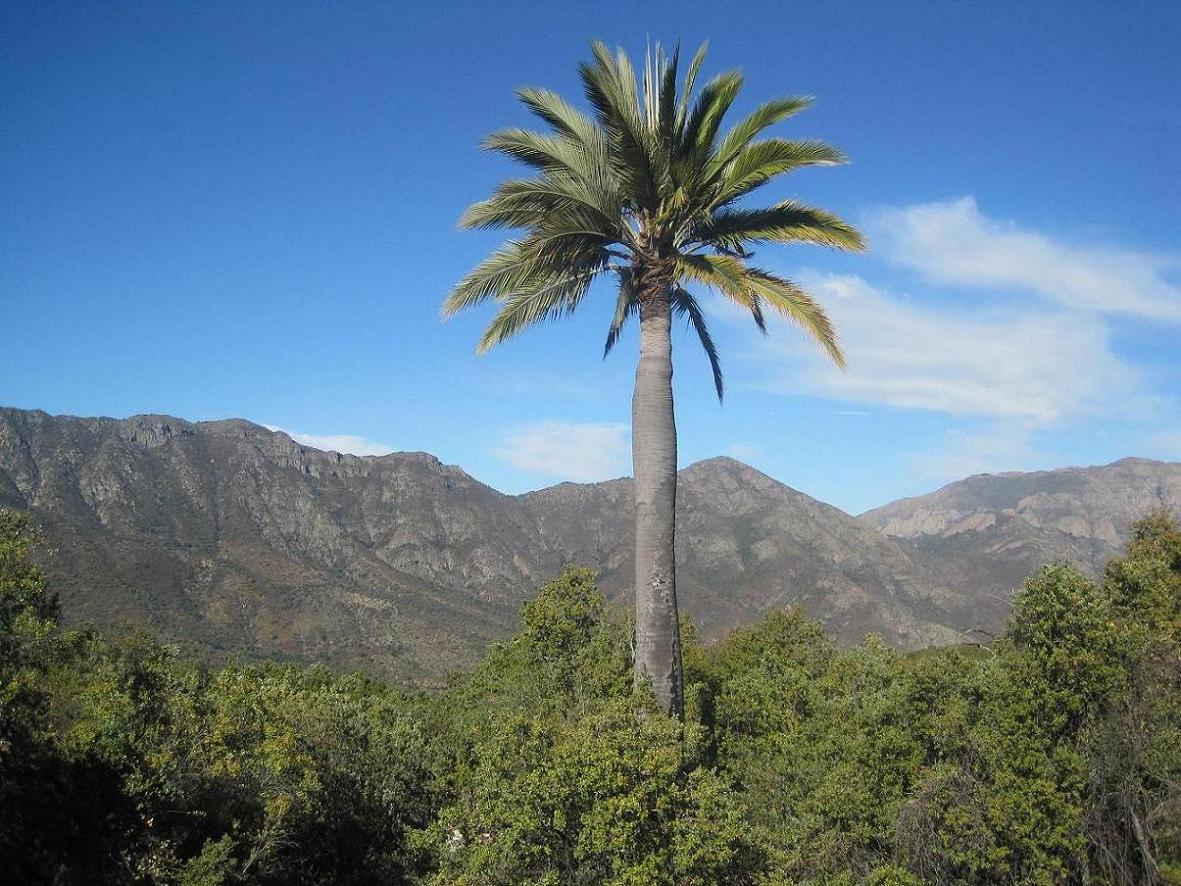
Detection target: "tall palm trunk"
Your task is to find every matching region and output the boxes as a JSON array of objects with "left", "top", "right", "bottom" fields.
[{"left": 632, "top": 288, "right": 683, "bottom": 717}]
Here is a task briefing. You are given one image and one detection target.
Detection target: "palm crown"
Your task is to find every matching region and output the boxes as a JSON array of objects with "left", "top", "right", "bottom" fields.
[{"left": 442, "top": 41, "right": 865, "bottom": 398}]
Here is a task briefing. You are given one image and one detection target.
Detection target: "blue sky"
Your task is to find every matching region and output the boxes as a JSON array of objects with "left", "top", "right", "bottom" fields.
[{"left": 3, "top": 1, "right": 1178, "bottom": 513}]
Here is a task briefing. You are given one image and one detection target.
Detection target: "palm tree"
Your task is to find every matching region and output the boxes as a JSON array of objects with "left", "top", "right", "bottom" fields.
[{"left": 443, "top": 41, "right": 865, "bottom": 717}]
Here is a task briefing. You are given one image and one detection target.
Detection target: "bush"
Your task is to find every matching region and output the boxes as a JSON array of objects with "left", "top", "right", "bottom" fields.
[{"left": 3, "top": 510, "right": 1180, "bottom": 884}]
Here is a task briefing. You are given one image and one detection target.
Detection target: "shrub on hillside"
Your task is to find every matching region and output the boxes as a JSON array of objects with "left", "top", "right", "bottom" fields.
[{"left": 2, "top": 509, "right": 1179, "bottom": 884}]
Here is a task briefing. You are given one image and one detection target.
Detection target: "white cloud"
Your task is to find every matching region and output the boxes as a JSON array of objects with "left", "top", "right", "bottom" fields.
[
  {"left": 496, "top": 420, "right": 630, "bottom": 482},
  {"left": 867, "top": 197, "right": 1181, "bottom": 321},
  {"left": 265, "top": 426, "right": 395, "bottom": 457},
  {"left": 916, "top": 425, "right": 1038, "bottom": 483},
  {"left": 703, "top": 197, "right": 1177, "bottom": 490},
  {"left": 1147, "top": 431, "right": 1181, "bottom": 460},
  {"left": 726, "top": 443, "right": 764, "bottom": 463},
  {"left": 751, "top": 272, "right": 1140, "bottom": 425}
]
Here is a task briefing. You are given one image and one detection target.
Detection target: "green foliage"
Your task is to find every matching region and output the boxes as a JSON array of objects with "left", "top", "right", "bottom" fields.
[
  {"left": 0, "top": 509, "right": 57, "bottom": 707},
  {"left": 444, "top": 41, "right": 865, "bottom": 396},
  {"left": 4, "top": 509, "right": 1181, "bottom": 883},
  {"left": 890, "top": 530, "right": 1181, "bottom": 886},
  {"left": 422, "top": 697, "right": 753, "bottom": 885},
  {"left": 517, "top": 567, "right": 630, "bottom": 699},
  {"left": 418, "top": 569, "right": 756, "bottom": 885},
  {"left": 1082, "top": 512, "right": 1181, "bottom": 885},
  {"left": 74, "top": 643, "right": 434, "bottom": 884},
  {"left": 0, "top": 511, "right": 109, "bottom": 880},
  {"left": 1005, "top": 563, "right": 1128, "bottom": 736}
]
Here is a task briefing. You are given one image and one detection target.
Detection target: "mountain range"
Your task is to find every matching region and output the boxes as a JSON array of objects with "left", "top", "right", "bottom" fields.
[{"left": 2, "top": 406, "right": 1177, "bottom": 683}]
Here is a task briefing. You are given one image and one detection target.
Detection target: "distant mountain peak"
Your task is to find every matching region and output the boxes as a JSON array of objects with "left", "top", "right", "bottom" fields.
[
  {"left": 2, "top": 404, "right": 1176, "bottom": 683},
  {"left": 685, "top": 455, "right": 749, "bottom": 469},
  {"left": 858, "top": 457, "right": 1180, "bottom": 619},
  {"left": 680, "top": 455, "right": 780, "bottom": 485}
]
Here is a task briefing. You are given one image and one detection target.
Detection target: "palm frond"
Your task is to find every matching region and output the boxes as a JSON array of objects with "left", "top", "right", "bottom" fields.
[
  {"left": 581, "top": 42, "right": 665, "bottom": 209},
  {"left": 483, "top": 128, "right": 603, "bottom": 182},
  {"left": 675, "top": 253, "right": 759, "bottom": 312},
  {"left": 445, "top": 234, "right": 610, "bottom": 317},
  {"left": 459, "top": 176, "right": 621, "bottom": 234},
  {"left": 675, "top": 42, "right": 709, "bottom": 132},
  {"left": 443, "top": 241, "right": 543, "bottom": 316},
  {"left": 682, "top": 70, "right": 743, "bottom": 161},
  {"left": 712, "top": 140, "right": 846, "bottom": 208},
  {"left": 675, "top": 255, "right": 844, "bottom": 365},
  {"left": 656, "top": 43, "right": 680, "bottom": 142},
  {"left": 672, "top": 288, "right": 723, "bottom": 400},
  {"left": 709, "top": 96, "right": 813, "bottom": 173},
  {"left": 642, "top": 42, "right": 659, "bottom": 135},
  {"left": 476, "top": 267, "right": 604, "bottom": 354},
  {"left": 516, "top": 87, "right": 606, "bottom": 156},
  {"left": 603, "top": 272, "right": 639, "bottom": 357},
  {"left": 694, "top": 200, "right": 866, "bottom": 252},
  {"left": 742, "top": 267, "right": 845, "bottom": 367}
]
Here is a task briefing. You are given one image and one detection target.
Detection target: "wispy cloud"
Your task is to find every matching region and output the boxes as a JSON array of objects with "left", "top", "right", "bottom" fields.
[
  {"left": 916, "top": 425, "right": 1038, "bottom": 482},
  {"left": 495, "top": 420, "right": 630, "bottom": 482},
  {"left": 714, "top": 197, "right": 1179, "bottom": 490},
  {"left": 725, "top": 443, "right": 764, "bottom": 463},
  {"left": 867, "top": 197, "right": 1181, "bottom": 321},
  {"left": 751, "top": 272, "right": 1142, "bottom": 425},
  {"left": 1147, "top": 431, "right": 1181, "bottom": 460},
  {"left": 265, "top": 426, "right": 395, "bottom": 457}
]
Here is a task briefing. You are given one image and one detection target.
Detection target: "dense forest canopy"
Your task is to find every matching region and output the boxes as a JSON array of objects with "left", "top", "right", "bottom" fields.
[{"left": 2, "top": 507, "right": 1179, "bottom": 884}]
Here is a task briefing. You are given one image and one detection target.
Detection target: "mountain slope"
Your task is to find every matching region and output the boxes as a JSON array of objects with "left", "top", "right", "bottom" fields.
[
  {"left": 0, "top": 407, "right": 958, "bottom": 680},
  {"left": 860, "top": 458, "right": 1181, "bottom": 629},
  {"left": 521, "top": 458, "right": 956, "bottom": 647},
  {"left": 0, "top": 408, "right": 551, "bottom": 681},
  {"left": 5, "top": 406, "right": 1175, "bottom": 681}
]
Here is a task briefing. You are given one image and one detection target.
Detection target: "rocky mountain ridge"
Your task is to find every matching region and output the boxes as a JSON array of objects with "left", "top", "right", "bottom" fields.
[
  {"left": 2, "top": 406, "right": 1177, "bottom": 681},
  {"left": 859, "top": 457, "right": 1181, "bottom": 628}
]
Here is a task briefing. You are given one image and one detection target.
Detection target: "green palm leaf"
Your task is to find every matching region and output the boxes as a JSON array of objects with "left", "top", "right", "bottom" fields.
[
  {"left": 695, "top": 200, "right": 867, "bottom": 252},
  {"left": 672, "top": 288, "right": 724, "bottom": 401},
  {"left": 476, "top": 266, "right": 604, "bottom": 354},
  {"left": 603, "top": 273, "right": 639, "bottom": 357},
  {"left": 712, "top": 139, "right": 847, "bottom": 208},
  {"left": 446, "top": 39, "right": 862, "bottom": 370},
  {"left": 710, "top": 96, "right": 813, "bottom": 173},
  {"left": 743, "top": 267, "right": 845, "bottom": 367}
]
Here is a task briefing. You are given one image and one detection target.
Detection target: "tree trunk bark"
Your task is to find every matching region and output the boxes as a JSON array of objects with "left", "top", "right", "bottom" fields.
[{"left": 632, "top": 289, "right": 683, "bottom": 718}]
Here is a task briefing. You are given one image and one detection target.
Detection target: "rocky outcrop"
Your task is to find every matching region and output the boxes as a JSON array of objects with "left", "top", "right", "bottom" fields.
[
  {"left": 0, "top": 407, "right": 963, "bottom": 680},
  {"left": 860, "top": 458, "right": 1181, "bottom": 630},
  {"left": 2, "top": 406, "right": 1175, "bottom": 682}
]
